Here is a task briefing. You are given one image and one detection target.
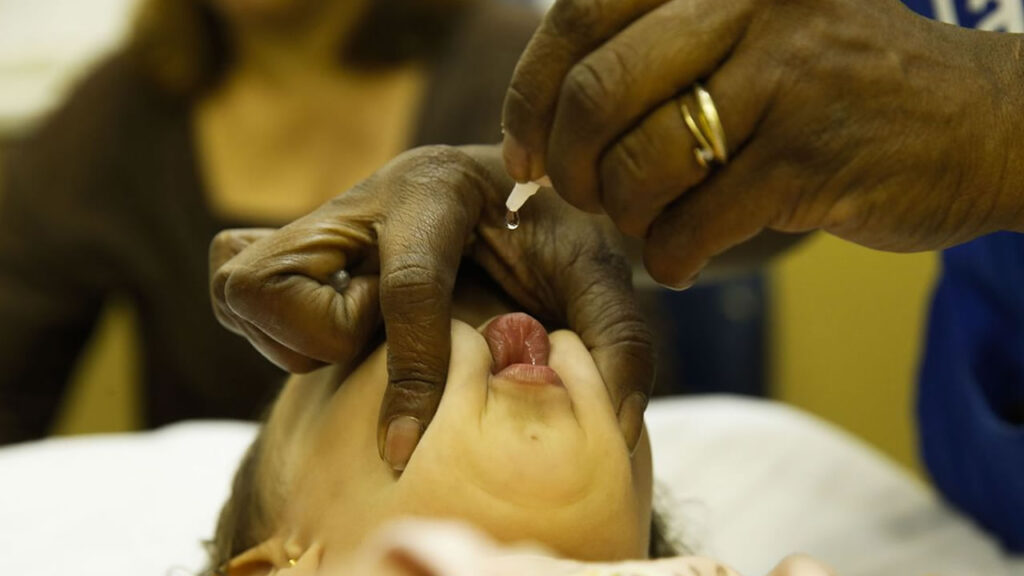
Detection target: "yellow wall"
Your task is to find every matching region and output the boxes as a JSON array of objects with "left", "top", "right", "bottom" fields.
[
  {"left": 770, "top": 234, "right": 938, "bottom": 474},
  {"left": 51, "top": 300, "right": 141, "bottom": 435}
]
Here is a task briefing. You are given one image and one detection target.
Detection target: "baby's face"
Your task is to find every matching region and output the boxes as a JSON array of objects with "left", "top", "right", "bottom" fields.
[{"left": 261, "top": 314, "right": 653, "bottom": 570}]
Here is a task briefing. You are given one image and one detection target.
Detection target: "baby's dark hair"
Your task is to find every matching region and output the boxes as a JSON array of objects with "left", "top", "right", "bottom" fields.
[
  {"left": 204, "top": 431, "right": 272, "bottom": 575},
  {"left": 649, "top": 507, "right": 683, "bottom": 558},
  {"left": 205, "top": 432, "right": 681, "bottom": 574}
]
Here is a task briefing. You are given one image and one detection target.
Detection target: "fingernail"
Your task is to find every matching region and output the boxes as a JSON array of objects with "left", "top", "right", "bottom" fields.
[
  {"left": 536, "top": 175, "right": 553, "bottom": 188},
  {"left": 661, "top": 271, "right": 699, "bottom": 292},
  {"left": 383, "top": 416, "right": 422, "bottom": 472},
  {"left": 502, "top": 131, "right": 531, "bottom": 183},
  {"left": 681, "top": 271, "right": 701, "bottom": 290},
  {"left": 617, "top": 392, "right": 649, "bottom": 456}
]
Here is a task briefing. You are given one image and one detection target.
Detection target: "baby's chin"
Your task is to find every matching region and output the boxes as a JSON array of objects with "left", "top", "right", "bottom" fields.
[
  {"left": 319, "top": 513, "right": 645, "bottom": 575},
  {"left": 383, "top": 495, "right": 646, "bottom": 563}
]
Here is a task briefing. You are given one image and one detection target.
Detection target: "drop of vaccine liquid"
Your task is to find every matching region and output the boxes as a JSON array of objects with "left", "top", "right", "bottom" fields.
[{"left": 505, "top": 209, "right": 520, "bottom": 230}]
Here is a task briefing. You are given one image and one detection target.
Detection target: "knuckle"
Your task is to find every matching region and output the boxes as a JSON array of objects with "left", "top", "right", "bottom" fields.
[
  {"left": 562, "top": 60, "right": 616, "bottom": 123},
  {"left": 596, "top": 41, "right": 637, "bottom": 92},
  {"left": 209, "top": 229, "right": 234, "bottom": 256},
  {"left": 210, "top": 263, "right": 231, "bottom": 302},
  {"left": 413, "top": 144, "right": 475, "bottom": 170},
  {"left": 578, "top": 288, "right": 653, "bottom": 352},
  {"left": 381, "top": 376, "right": 444, "bottom": 423},
  {"left": 220, "top": 265, "right": 249, "bottom": 302},
  {"left": 602, "top": 313, "right": 654, "bottom": 355},
  {"left": 388, "top": 145, "right": 488, "bottom": 200},
  {"left": 602, "top": 134, "right": 662, "bottom": 237},
  {"left": 380, "top": 258, "right": 451, "bottom": 309},
  {"left": 208, "top": 231, "right": 240, "bottom": 277},
  {"left": 387, "top": 375, "right": 442, "bottom": 397},
  {"left": 209, "top": 228, "right": 272, "bottom": 267},
  {"left": 821, "top": 195, "right": 860, "bottom": 233},
  {"left": 614, "top": 126, "right": 659, "bottom": 187},
  {"left": 770, "top": 12, "right": 828, "bottom": 76},
  {"left": 572, "top": 252, "right": 650, "bottom": 342},
  {"left": 504, "top": 79, "right": 541, "bottom": 129},
  {"left": 394, "top": 145, "right": 474, "bottom": 178},
  {"left": 609, "top": 339, "right": 656, "bottom": 395},
  {"left": 548, "top": 0, "right": 605, "bottom": 40},
  {"left": 782, "top": 34, "right": 815, "bottom": 71},
  {"left": 221, "top": 263, "right": 269, "bottom": 314}
]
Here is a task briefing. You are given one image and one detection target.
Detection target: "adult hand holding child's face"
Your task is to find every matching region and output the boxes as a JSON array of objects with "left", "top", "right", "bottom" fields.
[{"left": 209, "top": 144, "right": 654, "bottom": 471}]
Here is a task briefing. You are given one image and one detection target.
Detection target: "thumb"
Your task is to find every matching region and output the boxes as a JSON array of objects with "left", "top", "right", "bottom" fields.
[
  {"left": 209, "top": 228, "right": 276, "bottom": 335},
  {"left": 210, "top": 219, "right": 382, "bottom": 374},
  {"left": 209, "top": 228, "right": 277, "bottom": 278},
  {"left": 561, "top": 230, "right": 655, "bottom": 453}
]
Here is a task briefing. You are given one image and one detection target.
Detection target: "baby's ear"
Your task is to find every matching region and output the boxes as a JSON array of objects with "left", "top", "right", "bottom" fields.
[
  {"left": 226, "top": 537, "right": 323, "bottom": 576},
  {"left": 373, "top": 550, "right": 441, "bottom": 576},
  {"left": 224, "top": 538, "right": 280, "bottom": 576}
]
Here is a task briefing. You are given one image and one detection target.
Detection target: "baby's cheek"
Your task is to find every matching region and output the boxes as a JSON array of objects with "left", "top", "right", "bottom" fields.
[
  {"left": 547, "top": 330, "right": 607, "bottom": 398},
  {"left": 546, "top": 330, "right": 623, "bottom": 442}
]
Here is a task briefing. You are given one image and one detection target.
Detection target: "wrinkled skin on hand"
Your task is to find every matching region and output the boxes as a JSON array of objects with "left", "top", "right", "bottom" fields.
[
  {"left": 209, "top": 145, "right": 654, "bottom": 468},
  {"left": 502, "top": 0, "right": 1024, "bottom": 288}
]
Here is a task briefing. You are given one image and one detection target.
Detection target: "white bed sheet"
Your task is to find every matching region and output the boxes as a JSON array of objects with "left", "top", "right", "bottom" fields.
[
  {"left": 646, "top": 397, "right": 1022, "bottom": 576},
  {"left": 0, "top": 396, "right": 1019, "bottom": 575}
]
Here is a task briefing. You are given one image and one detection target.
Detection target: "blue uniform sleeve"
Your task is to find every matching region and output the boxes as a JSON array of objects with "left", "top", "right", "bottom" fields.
[{"left": 919, "top": 232, "right": 1024, "bottom": 552}]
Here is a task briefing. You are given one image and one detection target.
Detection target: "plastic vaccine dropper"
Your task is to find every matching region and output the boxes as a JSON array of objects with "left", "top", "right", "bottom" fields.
[{"left": 504, "top": 179, "right": 543, "bottom": 230}]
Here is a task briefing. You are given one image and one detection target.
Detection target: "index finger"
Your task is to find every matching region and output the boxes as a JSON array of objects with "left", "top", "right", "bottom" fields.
[
  {"left": 212, "top": 214, "right": 382, "bottom": 371},
  {"left": 373, "top": 148, "right": 490, "bottom": 472},
  {"left": 560, "top": 221, "right": 655, "bottom": 452},
  {"left": 209, "top": 228, "right": 277, "bottom": 335},
  {"left": 501, "top": 0, "right": 668, "bottom": 182}
]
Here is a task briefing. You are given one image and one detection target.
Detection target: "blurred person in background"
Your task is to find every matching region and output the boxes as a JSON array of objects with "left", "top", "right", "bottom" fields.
[{"left": 0, "top": 0, "right": 538, "bottom": 444}]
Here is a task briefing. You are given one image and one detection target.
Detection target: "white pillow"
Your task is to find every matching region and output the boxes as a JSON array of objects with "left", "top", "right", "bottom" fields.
[
  {"left": 645, "top": 397, "right": 1020, "bottom": 575},
  {"left": 0, "top": 421, "right": 252, "bottom": 575},
  {"left": 0, "top": 397, "right": 1018, "bottom": 575}
]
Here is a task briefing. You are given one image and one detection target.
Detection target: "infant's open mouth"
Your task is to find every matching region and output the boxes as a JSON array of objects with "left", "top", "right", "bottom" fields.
[{"left": 483, "top": 313, "right": 563, "bottom": 387}]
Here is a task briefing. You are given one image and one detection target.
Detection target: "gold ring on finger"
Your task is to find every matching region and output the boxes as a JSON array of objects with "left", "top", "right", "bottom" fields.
[{"left": 679, "top": 83, "right": 728, "bottom": 168}]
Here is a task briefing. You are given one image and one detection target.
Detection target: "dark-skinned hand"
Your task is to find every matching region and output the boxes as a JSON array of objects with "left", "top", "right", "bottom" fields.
[
  {"left": 209, "top": 145, "right": 653, "bottom": 471},
  {"left": 502, "top": 0, "right": 1024, "bottom": 288}
]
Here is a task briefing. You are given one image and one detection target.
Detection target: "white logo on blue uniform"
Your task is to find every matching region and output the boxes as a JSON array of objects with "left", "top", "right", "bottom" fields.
[{"left": 902, "top": 0, "right": 1023, "bottom": 31}]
